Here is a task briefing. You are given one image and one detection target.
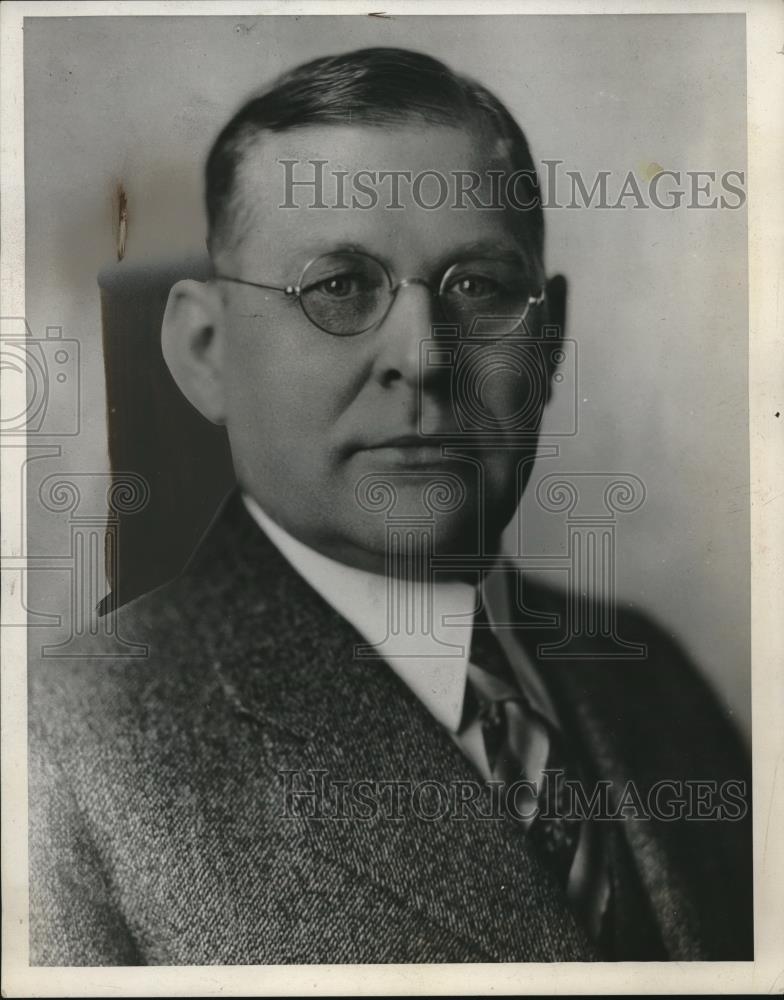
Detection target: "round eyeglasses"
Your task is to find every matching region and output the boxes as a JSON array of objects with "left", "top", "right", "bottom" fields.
[{"left": 215, "top": 251, "right": 544, "bottom": 337}]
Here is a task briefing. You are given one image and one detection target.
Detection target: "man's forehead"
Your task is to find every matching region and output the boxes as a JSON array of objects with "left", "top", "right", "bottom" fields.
[
  {"left": 229, "top": 122, "right": 529, "bottom": 269},
  {"left": 237, "top": 121, "right": 510, "bottom": 189}
]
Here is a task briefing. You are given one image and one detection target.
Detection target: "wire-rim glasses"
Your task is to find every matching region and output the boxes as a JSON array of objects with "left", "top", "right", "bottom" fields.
[{"left": 215, "top": 250, "right": 545, "bottom": 337}]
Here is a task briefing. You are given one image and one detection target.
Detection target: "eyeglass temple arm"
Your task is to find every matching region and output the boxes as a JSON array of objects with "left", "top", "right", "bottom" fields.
[
  {"left": 216, "top": 274, "right": 546, "bottom": 307},
  {"left": 214, "top": 274, "right": 299, "bottom": 297}
]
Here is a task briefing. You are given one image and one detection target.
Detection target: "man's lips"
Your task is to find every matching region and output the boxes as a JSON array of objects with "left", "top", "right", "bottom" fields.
[
  {"left": 366, "top": 434, "right": 444, "bottom": 449},
  {"left": 348, "top": 433, "right": 460, "bottom": 467}
]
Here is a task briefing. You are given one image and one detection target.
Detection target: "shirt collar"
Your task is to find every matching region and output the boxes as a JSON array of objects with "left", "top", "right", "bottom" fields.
[{"left": 242, "top": 493, "right": 475, "bottom": 732}]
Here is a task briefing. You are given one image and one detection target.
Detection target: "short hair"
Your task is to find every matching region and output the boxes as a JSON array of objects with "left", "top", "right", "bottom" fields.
[{"left": 205, "top": 47, "right": 543, "bottom": 261}]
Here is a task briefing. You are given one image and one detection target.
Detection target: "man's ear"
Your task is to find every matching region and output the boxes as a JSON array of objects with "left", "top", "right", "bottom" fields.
[
  {"left": 161, "top": 279, "right": 227, "bottom": 425},
  {"left": 544, "top": 273, "right": 567, "bottom": 335},
  {"left": 542, "top": 273, "right": 568, "bottom": 401}
]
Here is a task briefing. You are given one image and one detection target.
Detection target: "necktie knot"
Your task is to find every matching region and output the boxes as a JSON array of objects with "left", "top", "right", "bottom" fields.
[
  {"left": 466, "top": 607, "right": 582, "bottom": 889},
  {"left": 469, "top": 607, "right": 518, "bottom": 688}
]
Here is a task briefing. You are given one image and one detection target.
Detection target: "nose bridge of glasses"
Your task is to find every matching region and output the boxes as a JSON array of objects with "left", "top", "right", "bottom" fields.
[
  {"left": 394, "top": 276, "right": 437, "bottom": 294},
  {"left": 385, "top": 275, "right": 442, "bottom": 330}
]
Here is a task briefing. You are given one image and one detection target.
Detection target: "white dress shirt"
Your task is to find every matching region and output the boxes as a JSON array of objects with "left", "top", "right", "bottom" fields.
[{"left": 242, "top": 492, "right": 553, "bottom": 777}]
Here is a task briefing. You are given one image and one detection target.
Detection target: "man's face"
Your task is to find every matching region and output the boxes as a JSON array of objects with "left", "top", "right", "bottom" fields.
[{"left": 215, "top": 123, "right": 550, "bottom": 575}]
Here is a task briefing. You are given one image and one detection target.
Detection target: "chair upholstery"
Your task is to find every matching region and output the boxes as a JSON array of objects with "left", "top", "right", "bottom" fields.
[{"left": 98, "top": 255, "right": 235, "bottom": 611}]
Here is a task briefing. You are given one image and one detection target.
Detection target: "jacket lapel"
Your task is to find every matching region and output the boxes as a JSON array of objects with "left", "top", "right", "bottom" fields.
[
  {"left": 502, "top": 573, "right": 710, "bottom": 960},
  {"left": 185, "top": 492, "right": 598, "bottom": 961}
]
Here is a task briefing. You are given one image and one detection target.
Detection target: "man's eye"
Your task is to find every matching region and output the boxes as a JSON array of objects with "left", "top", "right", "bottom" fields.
[
  {"left": 449, "top": 275, "right": 501, "bottom": 299},
  {"left": 313, "top": 274, "right": 362, "bottom": 298}
]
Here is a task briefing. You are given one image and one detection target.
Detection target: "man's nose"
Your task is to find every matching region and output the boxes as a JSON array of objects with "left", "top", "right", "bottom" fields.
[{"left": 372, "top": 281, "right": 443, "bottom": 389}]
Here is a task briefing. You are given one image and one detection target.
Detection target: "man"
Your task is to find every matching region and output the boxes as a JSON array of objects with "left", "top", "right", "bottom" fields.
[{"left": 28, "top": 47, "right": 752, "bottom": 965}]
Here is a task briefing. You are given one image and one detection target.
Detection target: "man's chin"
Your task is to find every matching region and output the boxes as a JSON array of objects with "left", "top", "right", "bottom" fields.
[{"left": 336, "top": 498, "right": 506, "bottom": 579}]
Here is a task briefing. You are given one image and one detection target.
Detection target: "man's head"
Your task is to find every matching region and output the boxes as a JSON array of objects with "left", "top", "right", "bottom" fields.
[{"left": 162, "top": 47, "right": 566, "bottom": 576}]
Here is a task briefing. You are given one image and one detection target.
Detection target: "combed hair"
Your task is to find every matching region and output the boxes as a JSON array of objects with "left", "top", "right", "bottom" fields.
[{"left": 205, "top": 47, "right": 543, "bottom": 259}]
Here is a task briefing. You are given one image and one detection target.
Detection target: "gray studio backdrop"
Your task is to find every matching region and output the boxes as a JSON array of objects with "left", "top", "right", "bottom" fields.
[{"left": 22, "top": 14, "right": 749, "bottom": 737}]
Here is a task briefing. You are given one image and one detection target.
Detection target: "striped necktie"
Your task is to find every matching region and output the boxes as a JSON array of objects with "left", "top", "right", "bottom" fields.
[{"left": 466, "top": 610, "right": 583, "bottom": 889}]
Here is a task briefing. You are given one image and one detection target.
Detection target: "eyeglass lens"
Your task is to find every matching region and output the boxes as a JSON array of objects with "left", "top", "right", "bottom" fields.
[{"left": 298, "top": 252, "right": 539, "bottom": 336}]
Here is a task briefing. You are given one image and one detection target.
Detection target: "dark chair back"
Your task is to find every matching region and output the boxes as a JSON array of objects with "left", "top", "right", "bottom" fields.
[{"left": 98, "top": 255, "right": 235, "bottom": 611}]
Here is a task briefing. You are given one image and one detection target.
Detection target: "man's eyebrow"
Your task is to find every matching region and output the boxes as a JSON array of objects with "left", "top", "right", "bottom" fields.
[
  {"left": 291, "top": 240, "right": 376, "bottom": 259},
  {"left": 280, "top": 239, "right": 529, "bottom": 272},
  {"left": 276, "top": 240, "right": 382, "bottom": 271},
  {"left": 437, "top": 240, "right": 527, "bottom": 264}
]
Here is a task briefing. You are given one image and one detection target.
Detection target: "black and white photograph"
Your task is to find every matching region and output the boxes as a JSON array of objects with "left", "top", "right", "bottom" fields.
[{"left": 1, "top": 1, "right": 782, "bottom": 995}]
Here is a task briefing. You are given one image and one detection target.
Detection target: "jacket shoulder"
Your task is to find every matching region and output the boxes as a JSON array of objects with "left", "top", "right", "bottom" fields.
[{"left": 518, "top": 575, "right": 749, "bottom": 775}]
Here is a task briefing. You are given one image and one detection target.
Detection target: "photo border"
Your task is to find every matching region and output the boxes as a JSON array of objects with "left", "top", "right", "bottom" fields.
[{"left": 2, "top": 1, "right": 782, "bottom": 995}]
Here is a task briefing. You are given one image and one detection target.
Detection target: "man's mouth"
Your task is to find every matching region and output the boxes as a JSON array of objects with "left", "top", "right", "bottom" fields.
[{"left": 352, "top": 434, "right": 460, "bottom": 468}]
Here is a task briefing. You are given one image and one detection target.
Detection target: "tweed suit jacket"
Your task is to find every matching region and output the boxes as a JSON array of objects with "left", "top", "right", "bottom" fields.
[{"left": 28, "top": 489, "right": 753, "bottom": 965}]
